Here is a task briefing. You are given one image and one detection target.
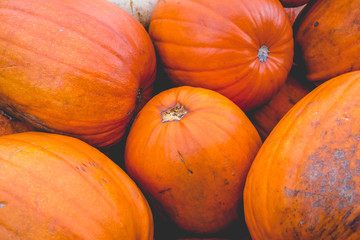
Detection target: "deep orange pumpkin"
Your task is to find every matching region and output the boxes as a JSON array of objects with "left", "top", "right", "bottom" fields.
[
  {"left": 0, "top": 0, "right": 156, "bottom": 148},
  {"left": 125, "top": 86, "right": 261, "bottom": 234},
  {"left": 0, "top": 132, "right": 153, "bottom": 239},
  {"left": 281, "top": 0, "right": 309, "bottom": 7},
  {"left": 244, "top": 71, "right": 360, "bottom": 239},
  {"left": 294, "top": 0, "right": 360, "bottom": 83},
  {"left": 149, "top": 0, "right": 293, "bottom": 111}
]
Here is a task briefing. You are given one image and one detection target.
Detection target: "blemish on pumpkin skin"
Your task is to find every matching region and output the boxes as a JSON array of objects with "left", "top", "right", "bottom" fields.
[
  {"left": 135, "top": 88, "right": 143, "bottom": 105},
  {"left": 9, "top": 147, "right": 26, "bottom": 160},
  {"left": 177, "top": 151, "right": 193, "bottom": 174},
  {"left": 159, "top": 188, "right": 172, "bottom": 194},
  {"left": 314, "top": 21, "right": 319, "bottom": 27},
  {"left": 0, "top": 202, "right": 6, "bottom": 208},
  {"left": 348, "top": 214, "right": 360, "bottom": 232},
  {"left": 89, "top": 161, "right": 101, "bottom": 168}
]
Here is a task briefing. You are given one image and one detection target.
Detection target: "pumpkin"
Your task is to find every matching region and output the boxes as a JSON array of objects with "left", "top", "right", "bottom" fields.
[
  {"left": 125, "top": 86, "right": 262, "bottom": 234},
  {"left": 284, "top": 4, "right": 307, "bottom": 25},
  {"left": 106, "top": 0, "right": 158, "bottom": 28},
  {"left": 0, "top": 0, "right": 157, "bottom": 148},
  {"left": 0, "top": 131, "right": 153, "bottom": 239},
  {"left": 294, "top": 0, "right": 360, "bottom": 83},
  {"left": 148, "top": 0, "right": 294, "bottom": 111},
  {"left": 247, "top": 67, "right": 315, "bottom": 140},
  {"left": 0, "top": 110, "right": 34, "bottom": 136},
  {"left": 244, "top": 71, "right": 360, "bottom": 239},
  {"left": 280, "top": 0, "right": 309, "bottom": 7}
]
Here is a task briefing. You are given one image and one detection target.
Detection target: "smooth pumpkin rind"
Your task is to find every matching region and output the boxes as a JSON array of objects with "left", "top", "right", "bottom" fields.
[
  {"left": 0, "top": 131, "right": 153, "bottom": 239},
  {"left": 244, "top": 71, "right": 360, "bottom": 239},
  {"left": 0, "top": 0, "right": 156, "bottom": 147},
  {"left": 125, "top": 86, "right": 261, "bottom": 234},
  {"left": 149, "top": 0, "right": 293, "bottom": 111}
]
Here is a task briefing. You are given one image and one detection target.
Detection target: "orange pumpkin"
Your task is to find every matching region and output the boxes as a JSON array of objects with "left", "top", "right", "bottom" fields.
[
  {"left": 294, "top": 0, "right": 360, "bottom": 83},
  {"left": 0, "top": 0, "right": 156, "bottom": 148},
  {"left": 125, "top": 86, "right": 261, "bottom": 234},
  {"left": 149, "top": 0, "right": 293, "bottom": 111},
  {"left": 0, "top": 132, "right": 153, "bottom": 239},
  {"left": 247, "top": 68, "right": 316, "bottom": 140},
  {"left": 244, "top": 71, "right": 360, "bottom": 239},
  {"left": 0, "top": 110, "right": 34, "bottom": 136}
]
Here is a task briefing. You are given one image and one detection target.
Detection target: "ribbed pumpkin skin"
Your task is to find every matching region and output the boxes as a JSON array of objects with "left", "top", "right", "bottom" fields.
[
  {"left": 244, "top": 71, "right": 360, "bottom": 239},
  {"left": 0, "top": 132, "right": 153, "bottom": 239},
  {"left": 149, "top": 0, "right": 293, "bottom": 111},
  {"left": 125, "top": 86, "right": 262, "bottom": 234},
  {"left": 0, "top": 0, "right": 156, "bottom": 148},
  {"left": 294, "top": 0, "right": 360, "bottom": 83}
]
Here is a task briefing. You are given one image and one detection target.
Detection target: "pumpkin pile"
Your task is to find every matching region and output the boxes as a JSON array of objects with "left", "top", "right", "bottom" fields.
[{"left": 1, "top": 0, "right": 360, "bottom": 239}]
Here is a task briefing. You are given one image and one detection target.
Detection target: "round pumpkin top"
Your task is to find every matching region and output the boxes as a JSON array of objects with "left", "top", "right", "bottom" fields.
[{"left": 0, "top": 131, "right": 153, "bottom": 239}]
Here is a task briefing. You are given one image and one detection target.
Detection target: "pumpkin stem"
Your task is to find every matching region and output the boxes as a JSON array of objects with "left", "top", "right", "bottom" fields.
[
  {"left": 161, "top": 103, "right": 188, "bottom": 123},
  {"left": 258, "top": 44, "right": 269, "bottom": 62}
]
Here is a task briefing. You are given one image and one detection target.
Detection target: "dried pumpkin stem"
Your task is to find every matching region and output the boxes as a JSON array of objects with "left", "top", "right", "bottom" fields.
[
  {"left": 161, "top": 103, "right": 188, "bottom": 123},
  {"left": 258, "top": 44, "right": 269, "bottom": 62}
]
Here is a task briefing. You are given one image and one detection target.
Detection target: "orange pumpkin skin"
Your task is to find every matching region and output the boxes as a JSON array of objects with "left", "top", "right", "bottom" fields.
[
  {"left": 281, "top": 0, "right": 309, "bottom": 7},
  {"left": 0, "top": 0, "right": 156, "bottom": 148},
  {"left": 247, "top": 69, "right": 315, "bottom": 140},
  {"left": 0, "top": 132, "right": 153, "bottom": 239},
  {"left": 0, "top": 110, "right": 34, "bottom": 136},
  {"left": 244, "top": 71, "right": 360, "bottom": 239},
  {"left": 149, "top": 0, "right": 293, "bottom": 111},
  {"left": 125, "top": 86, "right": 262, "bottom": 234},
  {"left": 294, "top": 0, "right": 360, "bottom": 83}
]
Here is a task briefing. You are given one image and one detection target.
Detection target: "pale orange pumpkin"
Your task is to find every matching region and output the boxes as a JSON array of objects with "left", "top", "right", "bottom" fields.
[
  {"left": 125, "top": 86, "right": 261, "bottom": 234},
  {"left": 0, "top": 132, "right": 153, "bottom": 239}
]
